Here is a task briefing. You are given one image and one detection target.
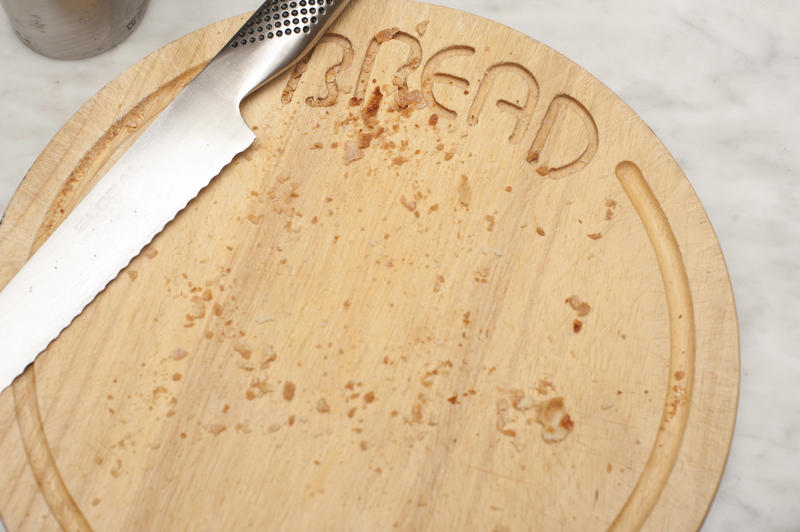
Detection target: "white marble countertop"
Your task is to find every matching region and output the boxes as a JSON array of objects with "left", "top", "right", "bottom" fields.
[{"left": 0, "top": 1, "right": 798, "bottom": 530}]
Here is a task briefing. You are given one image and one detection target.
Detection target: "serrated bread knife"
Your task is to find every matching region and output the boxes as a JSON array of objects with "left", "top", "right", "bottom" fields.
[{"left": 0, "top": 0, "right": 351, "bottom": 392}]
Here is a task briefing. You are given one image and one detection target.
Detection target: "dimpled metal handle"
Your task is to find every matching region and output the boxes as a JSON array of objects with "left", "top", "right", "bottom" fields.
[{"left": 194, "top": 0, "right": 351, "bottom": 105}]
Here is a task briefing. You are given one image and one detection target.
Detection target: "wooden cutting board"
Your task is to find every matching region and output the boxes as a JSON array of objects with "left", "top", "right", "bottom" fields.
[{"left": 0, "top": 1, "right": 739, "bottom": 530}]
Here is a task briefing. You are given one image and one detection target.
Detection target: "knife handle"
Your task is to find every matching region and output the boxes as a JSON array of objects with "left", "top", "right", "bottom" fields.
[{"left": 197, "top": 0, "right": 352, "bottom": 104}]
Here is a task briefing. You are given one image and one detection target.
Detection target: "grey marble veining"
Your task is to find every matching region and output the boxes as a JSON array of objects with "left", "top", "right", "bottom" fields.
[{"left": 1, "top": 1, "right": 798, "bottom": 530}]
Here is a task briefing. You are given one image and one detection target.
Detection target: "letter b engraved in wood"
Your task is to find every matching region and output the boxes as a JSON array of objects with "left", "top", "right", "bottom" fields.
[
  {"left": 281, "top": 34, "right": 355, "bottom": 107},
  {"left": 305, "top": 34, "right": 355, "bottom": 108}
]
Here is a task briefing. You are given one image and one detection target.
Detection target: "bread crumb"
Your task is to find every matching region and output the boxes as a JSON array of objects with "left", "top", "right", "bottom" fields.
[
  {"left": 310, "top": 142, "right": 324, "bottom": 150},
  {"left": 208, "top": 424, "right": 227, "bottom": 436},
  {"left": 514, "top": 396, "right": 535, "bottom": 411},
  {"left": 359, "top": 440, "right": 368, "bottom": 451},
  {"left": 172, "top": 373, "right": 182, "bottom": 382},
  {"left": 411, "top": 402, "right": 423, "bottom": 423},
  {"left": 535, "top": 397, "right": 574, "bottom": 443},
  {"left": 234, "top": 343, "right": 252, "bottom": 360},
  {"left": 283, "top": 381, "right": 296, "bottom": 401},
  {"left": 536, "top": 379, "right": 555, "bottom": 395},
  {"left": 170, "top": 348, "right": 188, "bottom": 360},
  {"left": 399, "top": 196, "right": 416, "bottom": 211},
  {"left": 316, "top": 398, "right": 331, "bottom": 413},
  {"left": 357, "top": 132, "right": 373, "bottom": 149},
  {"left": 428, "top": 113, "right": 439, "bottom": 126},
  {"left": 397, "top": 88, "right": 425, "bottom": 110},
  {"left": 565, "top": 295, "right": 592, "bottom": 317},
  {"left": 344, "top": 141, "right": 363, "bottom": 165},
  {"left": 605, "top": 199, "right": 618, "bottom": 219},
  {"left": 458, "top": 175, "right": 471, "bottom": 207},
  {"left": 127, "top": 270, "right": 138, "bottom": 281},
  {"left": 364, "top": 391, "right": 376, "bottom": 404},
  {"left": 415, "top": 20, "right": 430, "bottom": 37},
  {"left": 247, "top": 378, "right": 271, "bottom": 399},
  {"left": 573, "top": 319, "right": 583, "bottom": 333},
  {"left": 536, "top": 226, "right": 546, "bottom": 236},
  {"left": 375, "top": 27, "right": 400, "bottom": 43},
  {"left": 588, "top": 233, "right": 603, "bottom": 240}
]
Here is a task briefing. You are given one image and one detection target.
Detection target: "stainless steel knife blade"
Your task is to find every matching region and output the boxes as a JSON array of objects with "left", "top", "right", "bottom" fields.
[{"left": 0, "top": 0, "right": 351, "bottom": 392}]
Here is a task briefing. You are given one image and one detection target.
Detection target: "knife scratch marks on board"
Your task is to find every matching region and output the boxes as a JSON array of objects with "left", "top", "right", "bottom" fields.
[{"left": 34, "top": 64, "right": 204, "bottom": 253}]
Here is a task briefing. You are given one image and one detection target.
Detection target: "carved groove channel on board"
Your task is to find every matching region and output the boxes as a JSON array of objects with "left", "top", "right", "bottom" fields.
[
  {"left": 610, "top": 161, "right": 696, "bottom": 531},
  {"left": 13, "top": 371, "right": 93, "bottom": 531}
]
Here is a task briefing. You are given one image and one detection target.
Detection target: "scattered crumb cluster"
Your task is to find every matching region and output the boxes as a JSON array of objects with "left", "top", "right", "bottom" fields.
[
  {"left": 496, "top": 385, "right": 574, "bottom": 446},
  {"left": 565, "top": 295, "right": 592, "bottom": 334}
]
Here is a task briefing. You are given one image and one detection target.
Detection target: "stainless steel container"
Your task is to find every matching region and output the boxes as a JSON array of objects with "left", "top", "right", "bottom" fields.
[{"left": 0, "top": 0, "right": 149, "bottom": 60}]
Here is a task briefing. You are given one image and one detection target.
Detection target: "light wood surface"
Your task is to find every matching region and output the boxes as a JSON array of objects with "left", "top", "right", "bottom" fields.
[{"left": 0, "top": 1, "right": 739, "bottom": 530}]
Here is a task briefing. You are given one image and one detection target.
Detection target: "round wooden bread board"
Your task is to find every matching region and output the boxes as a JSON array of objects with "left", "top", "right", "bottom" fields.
[{"left": 0, "top": 1, "right": 739, "bottom": 530}]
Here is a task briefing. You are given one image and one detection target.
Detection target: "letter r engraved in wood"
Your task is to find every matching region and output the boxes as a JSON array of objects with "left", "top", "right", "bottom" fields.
[{"left": 467, "top": 62, "right": 539, "bottom": 143}]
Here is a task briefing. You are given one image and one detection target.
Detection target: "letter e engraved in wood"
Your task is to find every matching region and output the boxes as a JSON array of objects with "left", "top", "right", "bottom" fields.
[
  {"left": 526, "top": 95, "right": 599, "bottom": 179},
  {"left": 421, "top": 45, "right": 476, "bottom": 120},
  {"left": 467, "top": 62, "right": 539, "bottom": 143}
]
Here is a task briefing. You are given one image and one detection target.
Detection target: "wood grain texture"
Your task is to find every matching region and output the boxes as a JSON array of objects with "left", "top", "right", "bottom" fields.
[{"left": 0, "top": 1, "right": 739, "bottom": 530}]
